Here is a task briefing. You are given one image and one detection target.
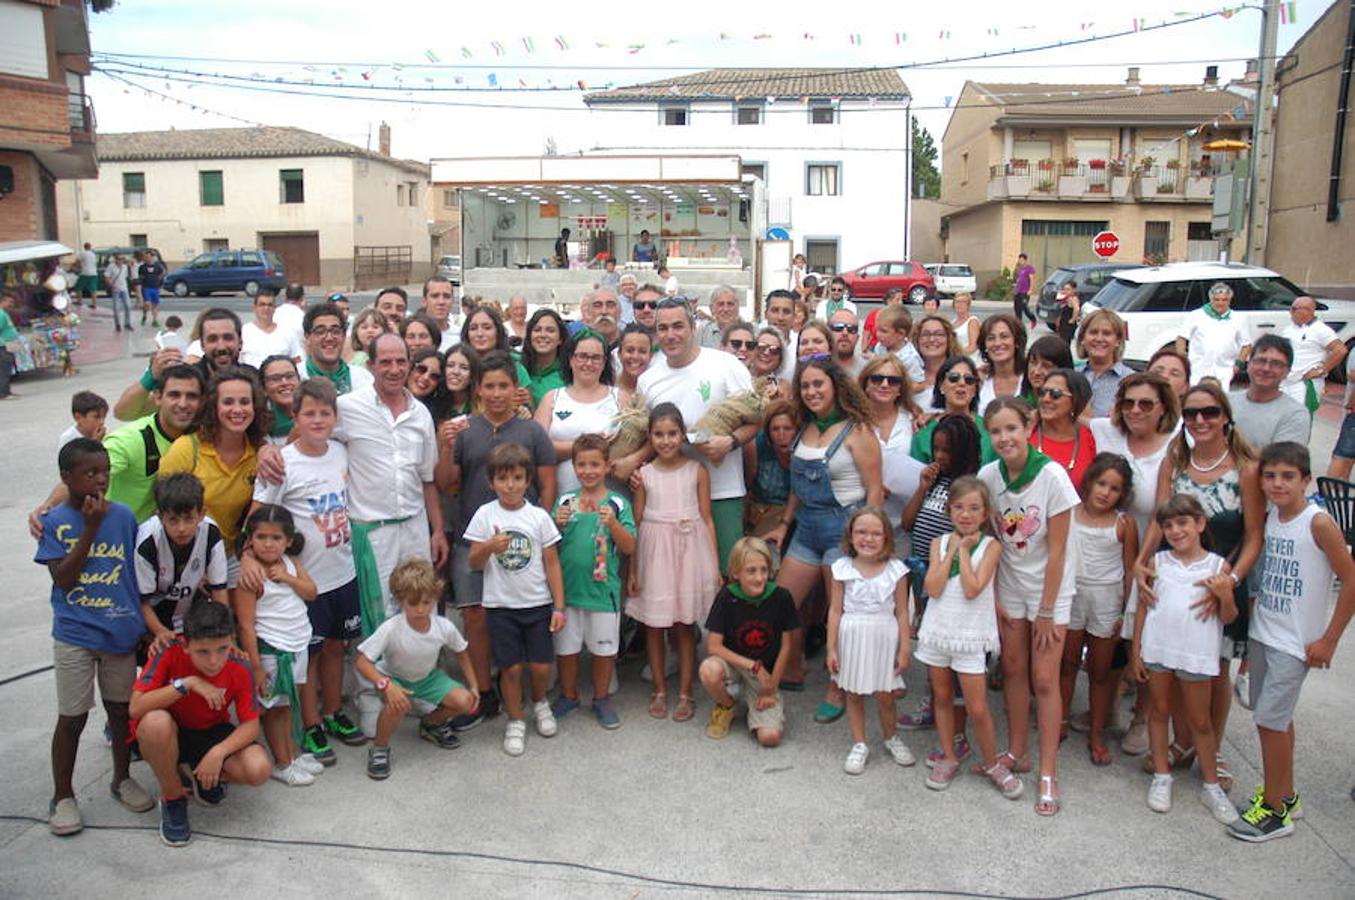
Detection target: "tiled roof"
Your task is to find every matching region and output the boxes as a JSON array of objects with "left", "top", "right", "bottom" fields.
[
  {"left": 970, "top": 82, "right": 1252, "bottom": 122},
  {"left": 96, "top": 127, "right": 429, "bottom": 175},
  {"left": 585, "top": 68, "right": 909, "bottom": 103}
]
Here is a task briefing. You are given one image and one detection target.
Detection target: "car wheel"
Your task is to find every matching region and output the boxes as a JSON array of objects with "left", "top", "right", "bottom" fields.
[
  {"left": 244, "top": 280, "right": 260, "bottom": 297},
  {"left": 172, "top": 281, "right": 189, "bottom": 297},
  {"left": 908, "top": 285, "right": 929, "bottom": 305}
]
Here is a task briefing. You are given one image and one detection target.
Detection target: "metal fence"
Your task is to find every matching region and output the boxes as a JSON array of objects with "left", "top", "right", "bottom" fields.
[{"left": 353, "top": 245, "right": 412, "bottom": 290}]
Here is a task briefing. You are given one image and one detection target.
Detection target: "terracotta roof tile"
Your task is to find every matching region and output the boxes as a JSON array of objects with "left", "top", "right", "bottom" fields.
[
  {"left": 96, "top": 126, "right": 429, "bottom": 175},
  {"left": 586, "top": 68, "right": 909, "bottom": 103},
  {"left": 971, "top": 82, "right": 1252, "bottom": 122}
]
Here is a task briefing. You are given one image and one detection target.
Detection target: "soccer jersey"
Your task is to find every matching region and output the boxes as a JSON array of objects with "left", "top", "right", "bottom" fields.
[
  {"left": 134, "top": 516, "right": 228, "bottom": 631},
  {"left": 103, "top": 414, "right": 176, "bottom": 523},
  {"left": 132, "top": 642, "right": 259, "bottom": 739}
]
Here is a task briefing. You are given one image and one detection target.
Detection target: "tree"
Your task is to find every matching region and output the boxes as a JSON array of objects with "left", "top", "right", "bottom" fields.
[{"left": 912, "top": 119, "right": 940, "bottom": 200}]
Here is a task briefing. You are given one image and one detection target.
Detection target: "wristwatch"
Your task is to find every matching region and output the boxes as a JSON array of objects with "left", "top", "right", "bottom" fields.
[
  {"left": 375, "top": 677, "right": 391, "bottom": 692},
  {"left": 171, "top": 677, "right": 188, "bottom": 696}
]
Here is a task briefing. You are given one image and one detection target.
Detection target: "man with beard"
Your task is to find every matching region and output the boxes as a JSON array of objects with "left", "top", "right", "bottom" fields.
[
  {"left": 375, "top": 286, "right": 409, "bottom": 332},
  {"left": 300, "top": 302, "right": 373, "bottom": 396},
  {"left": 697, "top": 285, "right": 742, "bottom": 350},
  {"left": 588, "top": 290, "right": 621, "bottom": 349},
  {"left": 829, "top": 308, "right": 866, "bottom": 376},
  {"left": 631, "top": 283, "right": 662, "bottom": 330},
  {"left": 112, "top": 309, "right": 241, "bottom": 422}
]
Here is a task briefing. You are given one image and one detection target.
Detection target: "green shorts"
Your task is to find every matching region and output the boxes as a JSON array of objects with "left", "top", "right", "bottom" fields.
[
  {"left": 76, "top": 274, "right": 100, "bottom": 295},
  {"left": 711, "top": 497, "right": 745, "bottom": 575},
  {"left": 393, "top": 670, "right": 463, "bottom": 707}
]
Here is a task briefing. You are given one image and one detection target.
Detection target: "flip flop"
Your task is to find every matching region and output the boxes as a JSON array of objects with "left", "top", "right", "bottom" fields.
[
  {"left": 1088, "top": 743, "right": 1113, "bottom": 767},
  {"left": 813, "top": 702, "right": 845, "bottom": 724},
  {"left": 778, "top": 679, "right": 805, "bottom": 693},
  {"left": 648, "top": 692, "right": 668, "bottom": 719}
]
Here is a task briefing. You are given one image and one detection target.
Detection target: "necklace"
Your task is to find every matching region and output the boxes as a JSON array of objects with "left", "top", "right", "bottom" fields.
[
  {"left": 1036, "top": 423, "right": 1078, "bottom": 471},
  {"left": 1190, "top": 445, "right": 1230, "bottom": 472}
]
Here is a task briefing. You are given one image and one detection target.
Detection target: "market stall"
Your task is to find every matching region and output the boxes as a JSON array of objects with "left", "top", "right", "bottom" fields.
[{"left": 1, "top": 241, "right": 81, "bottom": 377}]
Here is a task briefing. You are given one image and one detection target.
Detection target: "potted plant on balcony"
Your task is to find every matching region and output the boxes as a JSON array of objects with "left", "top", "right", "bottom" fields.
[
  {"left": 1058, "top": 157, "right": 1088, "bottom": 196},
  {"left": 1185, "top": 158, "right": 1213, "bottom": 199},
  {"left": 1006, "top": 158, "right": 1032, "bottom": 197},
  {"left": 1109, "top": 158, "right": 1131, "bottom": 198},
  {"left": 1088, "top": 159, "right": 1109, "bottom": 193},
  {"left": 1162, "top": 158, "right": 1182, "bottom": 193},
  {"left": 1036, "top": 158, "right": 1057, "bottom": 193},
  {"left": 1134, "top": 156, "right": 1158, "bottom": 197}
]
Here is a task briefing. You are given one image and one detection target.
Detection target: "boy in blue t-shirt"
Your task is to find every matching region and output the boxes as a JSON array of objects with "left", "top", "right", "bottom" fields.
[{"left": 36, "top": 438, "right": 152, "bottom": 836}]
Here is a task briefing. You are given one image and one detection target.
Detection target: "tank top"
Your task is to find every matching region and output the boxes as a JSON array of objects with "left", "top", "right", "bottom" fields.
[
  {"left": 916, "top": 534, "right": 999, "bottom": 654},
  {"left": 792, "top": 431, "right": 866, "bottom": 507},
  {"left": 1252, "top": 504, "right": 1337, "bottom": 661},
  {"left": 1140, "top": 550, "right": 1226, "bottom": 676},
  {"left": 1073, "top": 512, "right": 1125, "bottom": 587},
  {"left": 751, "top": 430, "right": 790, "bottom": 505},
  {"left": 253, "top": 557, "right": 311, "bottom": 652},
  {"left": 909, "top": 476, "right": 954, "bottom": 559},
  {"left": 549, "top": 386, "right": 621, "bottom": 492}
]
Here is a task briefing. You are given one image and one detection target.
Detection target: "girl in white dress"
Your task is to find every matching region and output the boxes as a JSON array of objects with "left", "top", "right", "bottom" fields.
[{"left": 827, "top": 507, "right": 913, "bottom": 775}]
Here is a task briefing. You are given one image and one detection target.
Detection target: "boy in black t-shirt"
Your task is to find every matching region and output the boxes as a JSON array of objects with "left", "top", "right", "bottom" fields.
[{"left": 700, "top": 537, "right": 799, "bottom": 746}]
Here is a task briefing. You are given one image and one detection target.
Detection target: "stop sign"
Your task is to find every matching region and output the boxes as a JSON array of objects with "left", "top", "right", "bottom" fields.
[{"left": 1092, "top": 230, "right": 1120, "bottom": 258}]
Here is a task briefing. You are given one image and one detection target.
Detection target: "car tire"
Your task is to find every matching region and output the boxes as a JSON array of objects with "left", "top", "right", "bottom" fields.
[
  {"left": 908, "top": 285, "right": 929, "bottom": 305},
  {"left": 172, "top": 281, "right": 189, "bottom": 297},
  {"left": 244, "top": 280, "right": 260, "bottom": 297}
]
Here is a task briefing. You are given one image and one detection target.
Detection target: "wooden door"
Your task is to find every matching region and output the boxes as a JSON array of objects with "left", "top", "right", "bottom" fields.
[{"left": 260, "top": 233, "right": 320, "bottom": 286}]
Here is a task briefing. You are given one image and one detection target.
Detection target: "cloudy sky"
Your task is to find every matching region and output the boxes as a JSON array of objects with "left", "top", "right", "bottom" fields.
[{"left": 85, "top": 0, "right": 1324, "bottom": 162}]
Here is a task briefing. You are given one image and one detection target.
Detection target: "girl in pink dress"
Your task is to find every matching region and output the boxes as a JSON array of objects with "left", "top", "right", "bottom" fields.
[{"left": 626, "top": 403, "right": 721, "bottom": 723}]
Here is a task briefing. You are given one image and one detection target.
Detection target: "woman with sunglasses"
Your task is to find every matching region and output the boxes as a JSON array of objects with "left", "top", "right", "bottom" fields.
[
  {"left": 910, "top": 356, "right": 998, "bottom": 465},
  {"left": 913, "top": 315, "right": 964, "bottom": 410},
  {"left": 977, "top": 314, "right": 1029, "bottom": 412},
  {"left": 1135, "top": 383, "right": 1263, "bottom": 791},
  {"left": 858, "top": 356, "right": 925, "bottom": 544},
  {"left": 521, "top": 308, "right": 567, "bottom": 407},
  {"left": 259, "top": 355, "right": 300, "bottom": 446},
  {"left": 1031, "top": 369, "right": 1098, "bottom": 488},
  {"left": 750, "top": 328, "right": 792, "bottom": 402},
  {"left": 720, "top": 320, "right": 758, "bottom": 366},
  {"left": 534, "top": 329, "right": 623, "bottom": 493},
  {"left": 407, "top": 348, "right": 448, "bottom": 419}
]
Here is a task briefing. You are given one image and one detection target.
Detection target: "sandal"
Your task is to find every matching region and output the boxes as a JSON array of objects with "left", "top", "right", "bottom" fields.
[
  {"left": 778, "top": 679, "right": 805, "bottom": 693},
  {"left": 1215, "top": 755, "right": 1234, "bottom": 793},
  {"left": 985, "top": 762, "right": 1024, "bottom": 800},
  {"left": 971, "top": 749, "right": 1031, "bottom": 775},
  {"left": 1141, "top": 741, "right": 1195, "bottom": 774},
  {"left": 1088, "top": 742, "right": 1113, "bottom": 767},
  {"left": 648, "top": 692, "right": 668, "bottom": 720},
  {"left": 1035, "top": 775, "right": 1061, "bottom": 816},
  {"left": 673, "top": 694, "right": 696, "bottom": 723}
]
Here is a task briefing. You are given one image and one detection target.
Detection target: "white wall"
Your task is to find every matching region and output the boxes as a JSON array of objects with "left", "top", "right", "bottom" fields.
[
  {"left": 585, "top": 99, "right": 911, "bottom": 269},
  {"left": 351, "top": 157, "right": 432, "bottom": 264}
]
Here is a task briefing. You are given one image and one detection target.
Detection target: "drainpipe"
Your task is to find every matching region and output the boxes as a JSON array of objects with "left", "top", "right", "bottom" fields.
[
  {"left": 904, "top": 95, "right": 913, "bottom": 260},
  {"left": 1327, "top": 0, "right": 1355, "bottom": 222}
]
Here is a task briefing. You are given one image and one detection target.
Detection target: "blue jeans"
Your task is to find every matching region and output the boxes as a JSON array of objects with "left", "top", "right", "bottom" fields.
[{"left": 111, "top": 289, "right": 132, "bottom": 329}]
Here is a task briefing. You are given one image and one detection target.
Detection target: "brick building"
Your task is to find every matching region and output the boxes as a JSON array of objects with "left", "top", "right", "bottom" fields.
[{"left": 0, "top": 0, "right": 99, "bottom": 243}]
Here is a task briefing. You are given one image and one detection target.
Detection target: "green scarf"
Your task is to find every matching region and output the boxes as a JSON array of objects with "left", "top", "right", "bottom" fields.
[
  {"left": 1201, "top": 303, "right": 1231, "bottom": 321},
  {"left": 269, "top": 402, "right": 294, "bottom": 439},
  {"left": 305, "top": 357, "right": 353, "bottom": 395},
  {"left": 257, "top": 638, "right": 304, "bottom": 747},
  {"left": 1001, "top": 447, "right": 1052, "bottom": 493},
  {"left": 948, "top": 538, "right": 984, "bottom": 577},
  {"left": 729, "top": 582, "right": 775, "bottom": 607},
  {"left": 811, "top": 409, "right": 845, "bottom": 434}
]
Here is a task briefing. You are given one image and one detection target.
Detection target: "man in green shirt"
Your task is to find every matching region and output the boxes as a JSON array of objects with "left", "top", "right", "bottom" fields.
[{"left": 0, "top": 291, "right": 20, "bottom": 399}]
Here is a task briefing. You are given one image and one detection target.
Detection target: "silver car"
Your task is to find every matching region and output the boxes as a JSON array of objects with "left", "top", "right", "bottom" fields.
[
  {"left": 924, "top": 263, "right": 977, "bottom": 297},
  {"left": 436, "top": 254, "right": 462, "bottom": 286}
]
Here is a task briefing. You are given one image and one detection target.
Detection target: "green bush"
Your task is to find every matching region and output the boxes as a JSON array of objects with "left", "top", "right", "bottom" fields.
[{"left": 984, "top": 266, "right": 1014, "bottom": 301}]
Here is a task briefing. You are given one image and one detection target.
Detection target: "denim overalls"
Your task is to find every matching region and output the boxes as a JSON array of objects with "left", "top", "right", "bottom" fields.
[{"left": 786, "top": 423, "right": 859, "bottom": 565}]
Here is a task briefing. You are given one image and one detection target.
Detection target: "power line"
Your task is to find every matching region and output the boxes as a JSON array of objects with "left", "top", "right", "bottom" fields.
[{"left": 101, "top": 70, "right": 270, "bottom": 127}]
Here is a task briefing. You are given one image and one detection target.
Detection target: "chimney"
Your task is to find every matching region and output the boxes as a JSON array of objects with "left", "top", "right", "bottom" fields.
[
  {"left": 1204, "top": 65, "right": 1219, "bottom": 87},
  {"left": 378, "top": 121, "right": 391, "bottom": 157},
  {"left": 1242, "top": 59, "right": 1260, "bottom": 84},
  {"left": 1126, "top": 67, "right": 1141, "bottom": 87}
]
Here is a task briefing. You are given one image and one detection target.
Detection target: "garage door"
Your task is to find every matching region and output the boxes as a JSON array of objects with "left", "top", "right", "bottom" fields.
[
  {"left": 1020, "top": 220, "right": 1107, "bottom": 279},
  {"left": 260, "top": 233, "right": 320, "bottom": 286}
]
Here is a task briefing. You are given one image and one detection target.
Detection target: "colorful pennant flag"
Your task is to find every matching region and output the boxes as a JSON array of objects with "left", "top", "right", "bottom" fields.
[
  {"left": 491, "top": 41, "right": 505, "bottom": 55},
  {"left": 522, "top": 37, "right": 536, "bottom": 53},
  {"left": 488, "top": 73, "right": 498, "bottom": 87},
  {"left": 894, "top": 32, "right": 907, "bottom": 44},
  {"left": 555, "top": 35, "right": 569, "bottom": 50},
  {"left": 849, "top": 34, "right": 862, "bottom": 45},
  {"left": 1279, "top": 1, "right": 1297, "bottom": 24},
  {"left": 424, "top": 49, "right": 439, "bottom": 63}
]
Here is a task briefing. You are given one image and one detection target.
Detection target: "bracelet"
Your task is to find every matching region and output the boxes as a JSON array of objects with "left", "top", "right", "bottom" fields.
[
  {"left": 139, "top": 368, "right": 157, "bottom": 391},
  {"left": 1036, "top": 609, "right": 1055, "bottom": 620},
  {"left": 552, "top": 607, "right": 566, "bottom": 615},
  {"left": 1228, "top": 572, "right": 1240, "bottom": 585}
]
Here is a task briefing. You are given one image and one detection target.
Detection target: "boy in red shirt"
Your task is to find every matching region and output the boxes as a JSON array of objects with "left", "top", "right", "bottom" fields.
[{"left": 130, "top": 600, "right": 271, "bottom": 847}]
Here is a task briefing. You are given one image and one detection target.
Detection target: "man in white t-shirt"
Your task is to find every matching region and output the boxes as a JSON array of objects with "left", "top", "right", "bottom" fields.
[
  {"left": 419, "top": 275, "right": 458, "bottom": 353},
  {"left": 1176, "top": 282, "right": 1252, "bottom": 386},
  {"left": 638, "top": 298, "right": 757, "bottom": 570},
  {"left": 1279, "top": 295, "right": 1347, "bottom": 410},
  {"left": 273, "top": 283, "right": 308, "bottom": 345},
  {"left": 240, "top": 288, "right": 304, "bottom": 368}
]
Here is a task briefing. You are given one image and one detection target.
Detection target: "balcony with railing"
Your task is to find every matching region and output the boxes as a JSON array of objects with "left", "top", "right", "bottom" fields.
[
  {"left": 988, "top": 157, "right": 1214, "bottom": 202},
  {"left": 67, "top": 91, "right": 95, "bottom": 142}
]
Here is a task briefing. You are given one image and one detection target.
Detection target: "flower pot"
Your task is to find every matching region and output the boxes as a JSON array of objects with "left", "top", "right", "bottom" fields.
[{"left": 1110, "top": 176, "right": 1132, "bottom": 198}]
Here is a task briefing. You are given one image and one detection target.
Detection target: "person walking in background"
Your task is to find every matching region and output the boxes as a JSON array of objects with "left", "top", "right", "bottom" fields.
[
  {"left": 1013, "top": 253, "right": 1038, "bottom": 331},
  {"left": 138, "top": 251, "right": 166, "bottom": 328},
  {"left": 103, "top": 254, "right": 133, "bottom": 333},
  {"left": 76, "top": 242, "right": 98, "bottom": 310}
]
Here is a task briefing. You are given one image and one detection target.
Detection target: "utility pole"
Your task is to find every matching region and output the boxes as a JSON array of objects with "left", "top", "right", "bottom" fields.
[{"left": 1245, "top": 0, "right": 1281, "bottom": 265}]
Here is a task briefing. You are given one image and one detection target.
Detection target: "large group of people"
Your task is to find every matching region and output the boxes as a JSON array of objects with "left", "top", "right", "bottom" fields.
[{"left": 28, "top": 274, "right": 1355, "bottom": 850}]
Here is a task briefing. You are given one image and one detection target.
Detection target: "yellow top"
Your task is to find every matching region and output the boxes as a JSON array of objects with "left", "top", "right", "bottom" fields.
[{"left": 159, "top": 434, "right": 258, "bottom": 555}]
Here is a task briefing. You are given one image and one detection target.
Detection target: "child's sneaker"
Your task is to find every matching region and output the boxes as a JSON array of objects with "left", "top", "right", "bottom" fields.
[
  {"left": 533, "top": 699, "right": 558, "bottom": 737},
  {"left": 270, "top": 761, "right": 315, "bottom": 786},
  {"left": 925, "top": 734, "right": 971, "bottom": 769},
  {"left": 159, "top": 796, "right": 191, "bottom": 847},
  {"left": 843, "top": 742, "right": 870, "bottom": 775},
  {"left": 1201, "top": 783, "right": 1240, "bottom": 824},
  {"left": 452, "top": 690, "right": 500, "bottom": 732},
  {"left": 1121, "top": 716, "right": 1150, "bottom": 756},
  {"left": 503, "top": 719, "right": 527, "bottom": 757},
  {"left": 366, "top": 745, "right": 392, "bottom": 780},
  {"left": 550, "top": 694, "right": 581, "bottom": 720},
  {"left": 1243, "top": 784, "right": 1303, "bottom": 821},
  {"left": 926, "top": 759, "right": 961, "bottom": 791},
  {"left": 324, "top": 711, "right": 367, "bottom": 746},
  {"left": 47, "top": 797, "right": 82, "bottom": 836},
  {"left": 1147, "top": 773, "right": 1173, "bottom": 813},
  {"left": 592, "top": 695, "right": 622, "bottom": 730},
  {"left": 884, "top": 734, "right": 916, "bottom": 767},
  {"left": 293, "top": 753, "right": 326, "bottom": 775},
  {"left": 984, "top": 762, "right": 1024, "bottom": 800},
  {"left": 302, "top": 725, "right": 337, "bottom": 765},
  {"left": 705, "top": 703, "right": 735, "bottom": 740},
  {"left": 1228, "top": 797, "right": 1295, "bottom": 842},
  {"left": 178, "top": 763, "right": 225, "bottom": 806},
  {"left": 897, "top": 697, "right": 934, "bottom": 731},
  {"left": 110, "top": 777, "right": 154, "bottom": 813},
  {"left": 419, "top": 718, "right": 462, "bottom": 749}
]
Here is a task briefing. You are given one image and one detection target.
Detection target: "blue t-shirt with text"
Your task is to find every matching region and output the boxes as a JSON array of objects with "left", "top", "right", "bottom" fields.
[{"left": 35, "top": 501, "right": 145, "bottom": 654}]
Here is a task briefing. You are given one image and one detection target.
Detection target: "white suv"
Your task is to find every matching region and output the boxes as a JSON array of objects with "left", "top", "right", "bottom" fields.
[
  {"left": 924, "top": 263, "right": 977, "bottom": 297},
  {"left": 1081, "top": 262, "right": 1355, "bottom": 372}
]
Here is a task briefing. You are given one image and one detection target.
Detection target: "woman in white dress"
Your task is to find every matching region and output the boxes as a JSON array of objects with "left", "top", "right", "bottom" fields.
[{"left": 951, "top": 293, "right": 981, "bottom": 357}]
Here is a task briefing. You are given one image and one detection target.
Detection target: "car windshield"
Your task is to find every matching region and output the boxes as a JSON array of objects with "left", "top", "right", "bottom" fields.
[
  {"left": 1043, "top": 268, "right": 1074, "bottom": 288},
  {"left": 938, "top": 266, "right": 972, "bottom": 277},
  {"left": 1088, "top": 277, "right": 1156, "bottom": 311},
  {"left": 1246, "top": 276, "right": 1304, "bottom": 307}
]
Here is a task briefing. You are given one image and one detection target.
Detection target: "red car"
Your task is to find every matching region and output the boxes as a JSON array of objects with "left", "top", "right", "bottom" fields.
[{"left": 839, "top": 260, "right": 935, "bottom": 304}]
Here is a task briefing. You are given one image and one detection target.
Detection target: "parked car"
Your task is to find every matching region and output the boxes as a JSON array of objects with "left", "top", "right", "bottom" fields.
[
  {"left": 1036, "top": 262, "right": 1146, "bottom": 327},
  {"left": 94, "top": 246, "right": 162, "bottom": 294},
  {"left": 436, "top": 254, "right": 462, "bottom": 286},
  {"left": 1081, "top": 261, "right": 1355, "bottom": 374},
  {"left": 924, "top": 263, "right": 977, "bottom": 297},
  {"left": 839, "top": 261, "right": 934, "bottom": 304},
  {"left": 163, "top": 249, "right": 286, "bottom": 298}
]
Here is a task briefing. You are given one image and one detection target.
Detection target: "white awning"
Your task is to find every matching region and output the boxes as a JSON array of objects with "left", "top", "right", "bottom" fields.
[{"left": 0, "top": 241, "right": 75, "bottom": 265}]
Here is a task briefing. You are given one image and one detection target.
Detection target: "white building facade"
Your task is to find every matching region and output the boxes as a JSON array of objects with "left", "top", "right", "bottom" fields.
[{"left": 583, "top": 68, "right": 913, "bottom": 275}]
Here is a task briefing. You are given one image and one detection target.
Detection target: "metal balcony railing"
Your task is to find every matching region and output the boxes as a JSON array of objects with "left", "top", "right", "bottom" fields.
[{"left": 67, "top": 92, "right": 95, "bottom": 138}]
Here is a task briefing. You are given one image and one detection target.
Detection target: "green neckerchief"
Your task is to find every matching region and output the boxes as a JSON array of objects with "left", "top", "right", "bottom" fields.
[
  {"left": 269, "top": 402, "right": 294, "bottom": 439},
  {"left": 306, "top": 357, "right": 352, "bottom": 395},
  {"left": 729, "top": 582, "right": 776, "bottom": 607},
  {"left": 1201, "top": 303, "right": 1231, "bottom": 321},
  {"left": 531, "top": 358, "right": 560, "bottom": 380},
  {"left": 824, "top": 298, "right": 845, "bottom": 317},
  {"left": 1001, "top": 447, "right": 1052, "bottom": 493},
  {"left": 948, "top": 537, "right": 984, "bottom": 577},
  {"left": 811, "top": 408, "right": 845, "bottom": 434}
]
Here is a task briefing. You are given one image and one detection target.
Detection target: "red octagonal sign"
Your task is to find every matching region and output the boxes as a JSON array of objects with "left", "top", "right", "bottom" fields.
[{"left": 1092, "top": 230, "right": 1120, "bottom": 258}]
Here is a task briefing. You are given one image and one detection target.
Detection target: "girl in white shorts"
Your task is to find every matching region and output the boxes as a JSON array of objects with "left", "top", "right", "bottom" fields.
[
  {"left": 917, "top": 477, "right": 1020, "bottom": 799},
  {"left": 1061, "top": 453, "right": 1137, "bottom": 767}
]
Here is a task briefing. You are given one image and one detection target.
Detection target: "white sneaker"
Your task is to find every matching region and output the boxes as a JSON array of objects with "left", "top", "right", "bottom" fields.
[
  {"left": 1122, "top": 717, "right": 1150, "bottom": 756},
  {"left": 293, "top": 753, "right": 325, "bottom": 775},
  {"left": 1201, "top": 783, "right": 1240, "bottom": 824},
  {"left": 503, "top": 719, "right": 527, "bottom": 757},
  {"left": 844, "top": 742, "right": 870, "bottom": 775},
  {"left": 270, "top": 762, "right": 315, "bottom": 787},
  {"left": 1233, "top": 671, "right": 1253, "bottom": 710},
  {"left": 533, "top": 699, "right": 558, "bottom": 738},
  {"left": 1147, "top": 773, "right": 1173, "bottom": 813},
  {"left": 883, "top": 734, "right": 916, "bottom": 767}
]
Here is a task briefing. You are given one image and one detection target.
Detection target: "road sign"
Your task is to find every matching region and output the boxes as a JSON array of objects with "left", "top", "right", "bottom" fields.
[
  {"left": 766, "top": 227, "right": 790, "bottom": 240},
  {"left": 1092, "top": 230, "right": 1120, "bottom": 258}
]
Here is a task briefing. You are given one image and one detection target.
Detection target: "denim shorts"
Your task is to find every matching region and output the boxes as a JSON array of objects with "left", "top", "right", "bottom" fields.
[
  {"left": 785, "top": 505, "right": 852, "bottom": 566},
  {"left": 1335, "top": 413, "right": 1355, "bottom": 460}
]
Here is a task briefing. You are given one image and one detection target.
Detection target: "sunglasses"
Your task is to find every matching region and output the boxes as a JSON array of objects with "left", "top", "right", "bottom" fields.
[
  {"left": 756, "top": 343, "right": 783, "bottom": 355},
  {"left": 726, "top": 339, "right": 755, "bottom": 350},
  {"left": 1182, "top": 405, "right": 1224, "bottom": 421},
  {"left": 945, "top": 372, "right": 978, "bottom": 386},
  {"left": 867, "top": 373, "right": 904, "bottom": 386},
  {"left": 1038, "top": 386, "right": 1068, "bottom": 400},
  {"left": 1119, "top": 397, "right": 1159, "bottom": 412},
  {"left": 829, "top": 323, "right": 860, "bottom": 334},
  {"left": 413, "top": 364, "right": 440, "bottom": 377},
  {"left": 633, "top": 300, "right": 659, "bottom": 310}
]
